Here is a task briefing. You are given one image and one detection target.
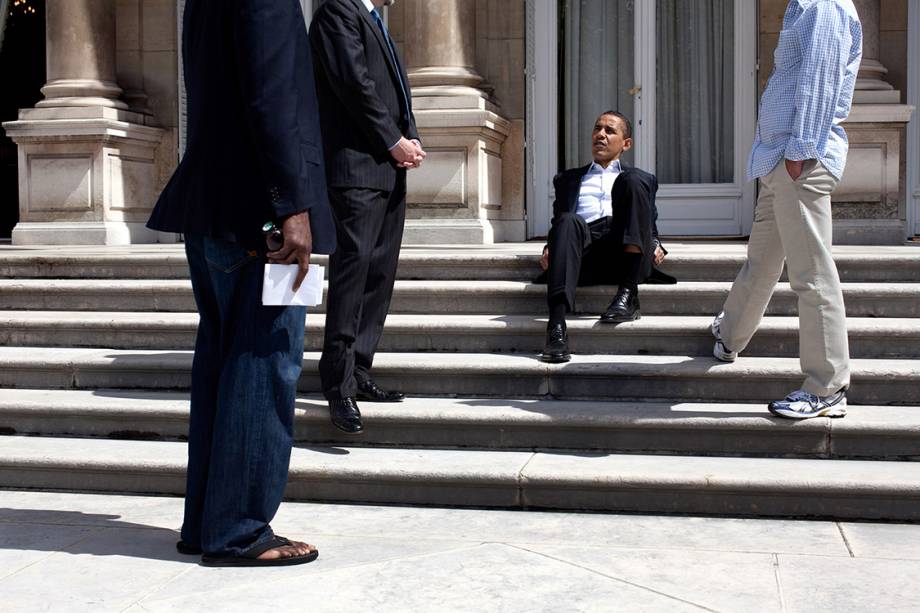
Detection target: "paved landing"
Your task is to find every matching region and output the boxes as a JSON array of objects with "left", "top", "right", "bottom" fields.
[{"left": 1, "top": 491, "right": 919, "bottom": 612}]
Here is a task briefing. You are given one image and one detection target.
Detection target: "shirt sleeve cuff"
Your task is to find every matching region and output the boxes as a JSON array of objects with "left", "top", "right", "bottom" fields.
[
  {"left": 388, "top": 139, "right": 402, "bottom": 151},
  {"left": 784, "top": 139, "right": 820, "bottom": 161}
]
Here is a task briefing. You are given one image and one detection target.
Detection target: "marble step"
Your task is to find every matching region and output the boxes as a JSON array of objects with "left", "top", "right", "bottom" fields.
[
  {"left": 0, "top": 347, "right": 916, "bottom": 405},
  {"left": 2, "top": 389, "right": 918, "bottom": 459},
  {"left": 1, "top": 311, "right": 919, "bottom": 359},
  {"left": 2, "top": 435, "right": 919, "bottom": 520},
  {"left": 2, "top": 244, "right": 920, "bottom": 282},
  {"left": 2, "top": 279, "right": 919, "bottom": 318}
]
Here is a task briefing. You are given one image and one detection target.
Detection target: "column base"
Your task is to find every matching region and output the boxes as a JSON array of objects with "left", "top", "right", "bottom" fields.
[
  {"left": 3, "top": 105, "right": 165, "bottom": 247},
  {"left": 11, "top": 221, "right": 160, "bottom": 246},
  {"left": 403, "top": 219, "right": 494, "bottom": 244}
]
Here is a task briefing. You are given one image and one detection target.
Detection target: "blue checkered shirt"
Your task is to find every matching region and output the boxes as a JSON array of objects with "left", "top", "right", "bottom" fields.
[{"left": 748, "top": 0, "right": 862, "bottom": 181}]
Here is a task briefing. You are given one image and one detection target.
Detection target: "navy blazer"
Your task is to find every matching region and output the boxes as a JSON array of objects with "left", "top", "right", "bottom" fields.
[
  {"left": 148, "top": 0, "right": 336, "bottom": 253},
  {"left": 309, "top": 0, "right": 420, "bottom": 191}
]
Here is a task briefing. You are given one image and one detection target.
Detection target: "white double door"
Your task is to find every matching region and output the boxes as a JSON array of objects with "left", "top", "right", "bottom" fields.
[{"left": 528, "top": 0, "right": 758, "bottom": 238}]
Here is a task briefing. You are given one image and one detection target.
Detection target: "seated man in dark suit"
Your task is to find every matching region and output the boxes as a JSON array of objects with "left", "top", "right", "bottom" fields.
[{"left": 538, "top": 110, "right": 671, "bottom": 363}]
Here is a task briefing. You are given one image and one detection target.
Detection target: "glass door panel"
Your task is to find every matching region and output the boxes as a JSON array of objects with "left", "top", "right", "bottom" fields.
[
  {"left": 561, "top": 0, "right": 635, "bottom": 169},
  {"left": 655, "top": 0, "right": 734, "bottom": 184}
]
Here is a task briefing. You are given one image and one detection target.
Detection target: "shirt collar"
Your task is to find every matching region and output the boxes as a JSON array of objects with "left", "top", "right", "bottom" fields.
[
  {"left": 590, "top": 159, "right": 622, "bottom": 174},
  {"left": 360, "top": 0, "right": 376, "bottom": 13}
]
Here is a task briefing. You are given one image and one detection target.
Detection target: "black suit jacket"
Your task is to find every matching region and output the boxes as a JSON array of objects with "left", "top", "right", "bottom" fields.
[
  {"left": 148, "top": 0, "right": 335, "bottom": 253},
  {"left": 309, "top": 0, "right": 420, "bottom": 191},
  {"left": 550, "top": 162, "right": 668, "bottom": 282},
  {"left": 551, "top": 163, "right": 661, "bottom": 241}
]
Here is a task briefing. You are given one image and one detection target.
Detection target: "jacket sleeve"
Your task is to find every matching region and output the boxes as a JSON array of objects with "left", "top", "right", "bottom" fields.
[
  {"left": 309, "top": 2, "right": 404, "bottom": 154},
  {"left": 549, "top": 173, "right": 567, "bottom": 230},
  {"left": 233, "top": 0, "right": 311, "bottom": 219},
  {"left": 649, "top": 174, "right": 665, "bottom": 252}
]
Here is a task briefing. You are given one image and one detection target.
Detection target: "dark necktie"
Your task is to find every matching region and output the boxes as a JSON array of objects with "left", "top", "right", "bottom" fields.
[{"left": 371, "top": 9, "right": 411, "bottom": 124}]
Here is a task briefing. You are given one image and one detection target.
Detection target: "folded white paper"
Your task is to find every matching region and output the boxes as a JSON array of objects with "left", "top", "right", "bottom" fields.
[{"left": 261, "top": 264, "right": 324, "bottom": 306}]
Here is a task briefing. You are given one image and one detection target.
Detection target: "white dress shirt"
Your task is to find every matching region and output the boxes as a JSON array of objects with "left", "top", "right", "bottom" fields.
[
  {"left": 575, "top": 159, "right": 622, "bottom": 224},
  {"left": 360, "top": 0, "right": 375, "bottom": 12}
]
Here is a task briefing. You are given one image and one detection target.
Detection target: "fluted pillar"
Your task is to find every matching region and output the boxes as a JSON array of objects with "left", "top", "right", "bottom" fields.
[
  {"left": 37, "top": 0, "right": 128, "bottom": 109},
  {"left": 852, "top": 0, "right": 897, "bottom": 99},
  {"left": 404, "top": 0, "right": 485, "bottom": 98},
  {"left": 1, "top": 0, "right": 164, "bottom": 246},
  {"left": 396, "top": 0, "right": 512, "bottom": 244}
]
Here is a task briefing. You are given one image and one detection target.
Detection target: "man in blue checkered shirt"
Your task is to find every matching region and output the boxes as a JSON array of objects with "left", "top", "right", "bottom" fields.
[{"left": 711, "top": 0, "right": 862, "bottom": 420}]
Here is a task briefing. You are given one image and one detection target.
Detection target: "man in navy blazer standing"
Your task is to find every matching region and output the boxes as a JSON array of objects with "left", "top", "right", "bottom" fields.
[
  {"left": 147, "top": 0, "right": 335, "bottom": 566},
  {"left": 310, "top": 0, "right": 425, "bottom": 435}
]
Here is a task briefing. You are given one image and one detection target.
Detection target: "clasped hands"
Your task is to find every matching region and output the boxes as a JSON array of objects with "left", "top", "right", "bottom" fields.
[{"left": 391, "top": 137, "right": 426, "bottom": 169}]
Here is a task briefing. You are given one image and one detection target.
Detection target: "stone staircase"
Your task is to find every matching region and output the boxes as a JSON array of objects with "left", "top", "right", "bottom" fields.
[{"left": 1, "top": 243, "right": 919, "bottom": 520}]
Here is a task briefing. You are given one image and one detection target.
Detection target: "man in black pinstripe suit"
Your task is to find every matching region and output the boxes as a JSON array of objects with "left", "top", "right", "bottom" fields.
[{"left": 310, "top": 0, "right": 425, "bottom": 434}]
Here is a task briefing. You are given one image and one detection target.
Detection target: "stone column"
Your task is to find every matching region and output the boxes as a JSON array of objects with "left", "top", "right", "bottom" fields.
[
  {"left": 852, "top": 0, "right": 897, "bottom": 101},
  {"left": 2, "top": 0, "right": 164, "bottom": 245},
  {"left": 833, "top": 0, "right": 914, "bottom": 244},
  {"left": 37, "top": 0, "right": 128, "bottom": 109},
  {"left": 404, "top": 0, "right": 485, "bottom": 98},
  {"left": 396, "top": 0, "right": 512, "bottom": 244}
]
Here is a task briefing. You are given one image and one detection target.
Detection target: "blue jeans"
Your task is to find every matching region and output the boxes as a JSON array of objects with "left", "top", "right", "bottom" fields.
[{"left": 181, "top": 234, "right": 307, "bottom": 556}]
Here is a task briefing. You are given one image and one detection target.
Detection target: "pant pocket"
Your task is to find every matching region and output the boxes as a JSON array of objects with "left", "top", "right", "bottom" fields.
[{"left": 203, "top": 237, "right": 260, "bottom": 274}]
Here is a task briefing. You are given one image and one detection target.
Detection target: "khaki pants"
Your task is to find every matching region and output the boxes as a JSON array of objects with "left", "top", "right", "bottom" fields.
[{"left": 720, "top": 160, "right": 850, "bottom": 396}]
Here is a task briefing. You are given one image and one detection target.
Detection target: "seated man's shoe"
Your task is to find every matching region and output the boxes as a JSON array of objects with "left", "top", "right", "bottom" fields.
[
  {"left": 540, "top": 322, "right": 571, "bottom": 363},
  {"left": 768, "top": 388, "right": 847, "bottom": 420},
  {"left": 329, "top": 398, "right": 364, "bottom": 434},
  {"left": 356, "top": 378, "right": 405, "bottom": 403},
  {"left": 599, "top": 287, "right": 640, "bottom": 323}
]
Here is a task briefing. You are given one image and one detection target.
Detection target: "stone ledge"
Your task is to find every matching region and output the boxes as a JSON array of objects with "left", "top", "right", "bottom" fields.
[{"left": 2, "top": 435, "right": 919, "bottom": 519}]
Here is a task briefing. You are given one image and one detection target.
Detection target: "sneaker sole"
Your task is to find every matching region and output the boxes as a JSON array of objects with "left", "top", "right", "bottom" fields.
[{"left": 768, "top": 401, "right": 848, "bottom": 420}]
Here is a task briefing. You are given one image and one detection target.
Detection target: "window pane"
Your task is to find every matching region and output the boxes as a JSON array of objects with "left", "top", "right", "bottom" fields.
[
  {"left": 655, "top": 0, "right": 734, "bottom": 184},
  {"left": 561, "top": 0, "right": 635, "bottom": 169}
]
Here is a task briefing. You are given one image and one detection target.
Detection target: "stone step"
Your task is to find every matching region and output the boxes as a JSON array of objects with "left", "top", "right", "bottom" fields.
[
  {"left": 2, "top": 389, "right": 918, "bottom": 459},
  {"left": 2, "top": 311, "right": 918, "bottom": 359},
  {"left": 2, "top": 244, "right": 919, "bottom": 282},
  {"left": 0, "top": 347, "right": 916, "bottom": 404},
  {"left": 2, "top": 279, "right": 919, "bottom": 318},
  {"left": 2, "top": 435, "right": 919, "bottom": 519}
]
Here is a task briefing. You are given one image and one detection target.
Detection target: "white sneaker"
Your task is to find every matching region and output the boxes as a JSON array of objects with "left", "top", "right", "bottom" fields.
[
  {"left": 768, "top": 389, "right": 848, "bottom": 419},
  {"left": 711, "top": 311, "right": 737, "bottom": 362}
]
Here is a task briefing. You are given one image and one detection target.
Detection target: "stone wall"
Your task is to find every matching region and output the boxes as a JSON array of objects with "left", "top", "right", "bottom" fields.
[
  {"left": 475, "top": 0, "right": 526, "bottom": 231},
  {"left": 116, "top": 0, "right": 179, "bottom": 196}
]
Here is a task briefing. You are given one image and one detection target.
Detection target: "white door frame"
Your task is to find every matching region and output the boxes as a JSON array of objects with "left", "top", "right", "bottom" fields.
[
  {"left": 526, "top": 0, "right": 757, "bottom": 238},
  {"left": 908, "top": 0, "right": 920, "bottom": 238}
]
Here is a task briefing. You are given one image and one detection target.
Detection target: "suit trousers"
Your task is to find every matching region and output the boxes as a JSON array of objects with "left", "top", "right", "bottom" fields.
[
  {"left": 720, "top": 160, "right": 850, "bottom": 396},
  {"left": 182, "top": 235, "right": 306, "bottom": 556},
  {"left": 320, "top": 177, "right": 406, "bottom": 400}
]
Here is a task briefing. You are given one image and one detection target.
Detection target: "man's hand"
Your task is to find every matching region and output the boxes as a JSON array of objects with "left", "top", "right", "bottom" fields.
[
  {"left": 391, "top": 137, "right": 426, "bottom": 169},
  {"left": 654, "top": 245, "right": 666, "bottom": 266},
  {"left": 785, "top": 159, "right": 806, "bottom": 181},
  {"left": 267, "top": 211, "right": 313, "bottom": 292},
  {"left": 539, "top": 245, "right": 550, "bottom": 271}
]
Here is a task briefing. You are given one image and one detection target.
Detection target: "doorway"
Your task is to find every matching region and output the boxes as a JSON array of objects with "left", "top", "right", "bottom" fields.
[
  {"left": 0, "top": 0, "right": 46, "bottom": 241},
  {"left": 527, "top": 0, "right": 757, "bottom": 238}
]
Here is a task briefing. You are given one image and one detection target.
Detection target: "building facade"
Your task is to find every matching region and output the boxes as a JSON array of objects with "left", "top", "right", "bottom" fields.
[{"left": 2, "top": 0, "right": 918, "bottom": 245}]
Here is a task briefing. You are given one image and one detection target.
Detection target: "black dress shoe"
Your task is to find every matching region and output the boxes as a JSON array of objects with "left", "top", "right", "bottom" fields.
[
  {"left": 356, "top": 378, "right": 405, "bottom": 403},
  {"left": 600, "top": 287, "right": 641, "bottom": 323},
  {"left": 540, "top": 322, "right": 571, "bottom": 363},
  {"left": 329, "top": 397, "right": 364, "bottom": 434}
]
